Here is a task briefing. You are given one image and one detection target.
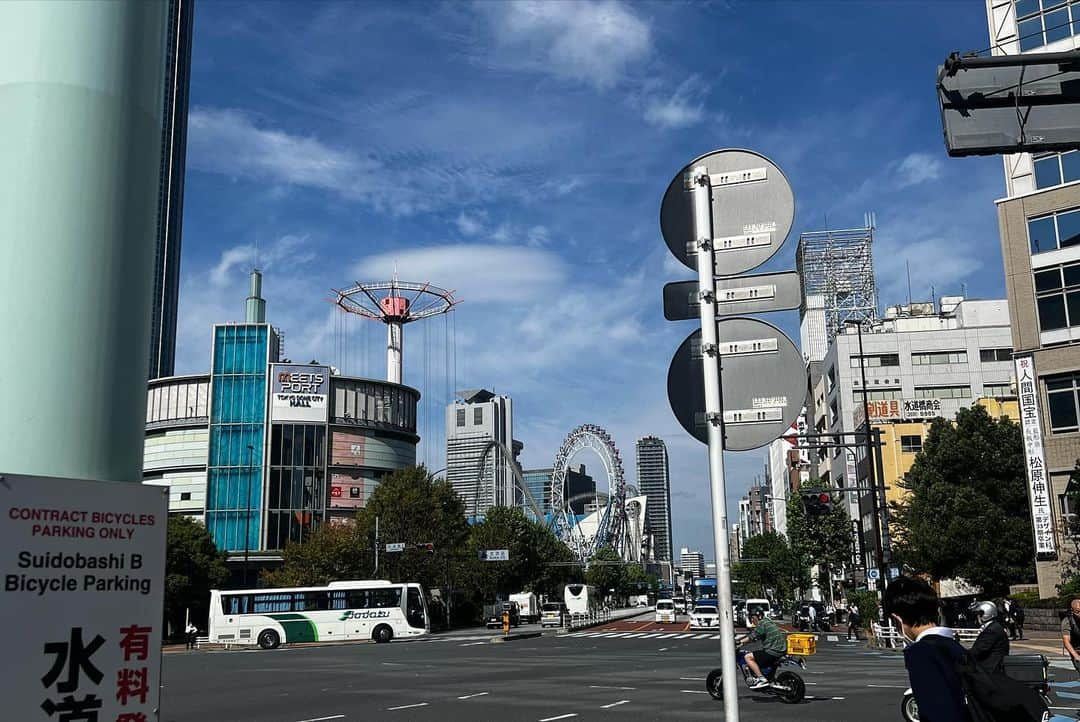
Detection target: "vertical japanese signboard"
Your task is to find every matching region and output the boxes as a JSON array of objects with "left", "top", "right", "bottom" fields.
[
  {"left": 1, "top": 473, "right": 168, "bottom": 721},
  {"left": 1015, "top": 357, "right": 1056, "bottom": 557}
]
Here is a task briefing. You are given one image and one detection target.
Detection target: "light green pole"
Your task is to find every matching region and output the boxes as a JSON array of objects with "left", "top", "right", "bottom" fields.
[{"left": 0, "top": 1, "right": 168, "bottom": 483}]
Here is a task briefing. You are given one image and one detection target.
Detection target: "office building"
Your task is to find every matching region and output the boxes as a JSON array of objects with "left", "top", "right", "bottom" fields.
[
  {"left": 813, "top": 296, "right": 1015, "bottom": 568},
  {"left": 680, "top": 547, "right": 705, "bottom": 579},
  {"left": 143, "top": 271, "right": 418, "bottom": 566},
  {"left": 522, "top": 467, "right": 553, "bottom": 522},
  {"left": 565, "top": 464, "right": 596, "bottom": 516},
  {"left": 445, "top": 389, "right": 521, "bottom": 518},
  {"left": 149, "top": 0, "right": 194, "bottom": 379},
  {"left": 767, "top": 413, "right": 809, "bottom": 537},
  {"left": 985, "top": 0, "right": 1080, "bottom": 597},
  {"left": 636, "top": 436, "right": 674, "bottom": 565}
]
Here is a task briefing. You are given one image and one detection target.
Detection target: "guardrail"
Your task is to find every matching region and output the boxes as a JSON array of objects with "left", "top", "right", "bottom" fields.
[{"left": 871, "top": 623, "right": 980, "bottom": 649}]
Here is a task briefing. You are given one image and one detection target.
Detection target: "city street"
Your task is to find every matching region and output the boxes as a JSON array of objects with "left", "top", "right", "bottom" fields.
[{"left": 159, "top": 613, "right": 1080, "bottom": 721}]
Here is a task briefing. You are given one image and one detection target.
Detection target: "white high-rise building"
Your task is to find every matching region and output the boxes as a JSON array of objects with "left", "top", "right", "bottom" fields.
[
  {"left": 636, "top": 436, "right": 673, "bottom": 564},
  {"left": 679, "top": 547, "right": 704, "bottom": 579},
  {"left": 445, "top": 389, "right": 521, "bottom": 518}
]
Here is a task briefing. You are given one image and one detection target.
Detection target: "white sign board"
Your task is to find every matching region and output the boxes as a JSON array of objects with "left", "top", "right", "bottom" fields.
[
  {"left": 1015, "top": 356, "right": 1056, "bottom": 556},
  {"left": 481, "top": 549, "right": 509, "bottom": 562},
  {"left": 270, "top": 364, "right": 329, "bottom": 423},
  {"left": 1, "top": 473, "right": 167, "bottom": 721},
  {"left": 385, "top": 542, "right": 405, "bottom": 553}
]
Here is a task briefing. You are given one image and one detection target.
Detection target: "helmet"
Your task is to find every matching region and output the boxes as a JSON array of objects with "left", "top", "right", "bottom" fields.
[{"left": 969, "top": 601, "right": 999, "bottom": 624}]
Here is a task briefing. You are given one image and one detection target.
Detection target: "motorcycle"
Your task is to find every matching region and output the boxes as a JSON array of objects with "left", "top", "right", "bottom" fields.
[{"left": 706, "top": 647, "right": 807, "bottom": 704}]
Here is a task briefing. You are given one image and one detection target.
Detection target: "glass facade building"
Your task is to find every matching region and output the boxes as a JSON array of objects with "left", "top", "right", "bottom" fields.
[
  {"left": 522, "top": 468, "right": 553, "bottom": 522},
  {"left": 205, "top": 324, "right": 279, "bottom": 553}
]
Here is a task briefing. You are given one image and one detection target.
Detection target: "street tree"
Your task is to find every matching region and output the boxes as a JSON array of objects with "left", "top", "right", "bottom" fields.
[
  {"left": 165, "top": 516, "right": 229, "bottom": 635},
  {"left": 787, "top": 480, "right": 852, "bottom": 597},
  {"left": 467, "top": 505, "right": 577, "bottom": 600},
  {"left": 586, "top": 546, "right": 627, "bottom": 602},
  {"left": 891, "top": 405, "right": 1034, "bottom": 596},
  {"left": 735, "top": 531, "right": 802, "bottom": 600},
  {"left": 262, "top": 523, "right": 368, "bottom": 588}
]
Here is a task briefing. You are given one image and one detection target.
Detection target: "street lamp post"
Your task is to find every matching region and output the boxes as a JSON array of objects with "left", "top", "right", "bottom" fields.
[
  {"left": 845, "top": 320, "right": 889, "bottom": 591},
  {"left": 245, "top": 444, "right": 254, "bottom": 587}
]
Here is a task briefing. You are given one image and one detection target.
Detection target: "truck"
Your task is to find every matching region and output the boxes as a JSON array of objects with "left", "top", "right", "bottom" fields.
[{"left": 510, "top": 592, "right": 540, "bottom": 624}]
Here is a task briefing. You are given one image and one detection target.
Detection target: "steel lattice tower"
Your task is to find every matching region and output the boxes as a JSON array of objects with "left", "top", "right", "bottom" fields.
[{"left": 795, "top": 221, "right": 878, "bottom": 343}]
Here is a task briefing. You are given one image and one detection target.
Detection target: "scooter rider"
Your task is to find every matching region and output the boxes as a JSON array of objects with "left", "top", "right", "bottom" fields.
[
  {"left": 736, "top": 608, "right": 788, "bottom": 689},
  {"left": 968, "top": 600, "right": 1009, "bottom": 674}
]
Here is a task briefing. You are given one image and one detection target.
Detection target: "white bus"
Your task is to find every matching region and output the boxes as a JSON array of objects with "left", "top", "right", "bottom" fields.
[
  {"left": 209, "top": 580, "right": 429, "bottom": 649},
  {"left": 564, "top": 583, "right": 598, "bottom": 617}
]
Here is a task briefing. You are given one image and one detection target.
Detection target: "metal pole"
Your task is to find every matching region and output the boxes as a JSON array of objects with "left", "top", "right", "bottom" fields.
[
  {"left": 692, "top": 165, "right": 740, "bottom": 721},
  {"left": 387, "top": 322, "right": 403, "bottom": 384},
  {"left": 0, "top": 1, "right": 168, "bottom": 483},
  {"left": 374, "top": 515, "right": 380, "bottom": 575},
  {"left": 853, "top": 322, "right": 888, "bottom": 589},
  {"left": 873, "top": 428, "right": 892, "bottom": 567},
  {"left": 245, "top": 444, "right": 253, "bottom": 587}
]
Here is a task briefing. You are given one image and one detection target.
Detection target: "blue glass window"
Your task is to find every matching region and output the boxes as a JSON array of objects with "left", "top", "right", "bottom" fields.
[
  {"left": 1064, "top": 151, "right": 1080, "bottom": 184},
  {"left": 1035, "top": 155, "right": 1064, "bottom": 189},
  {"left": 1030, "top": 215, "right": 1057, "bottom": 253},
  {"left": 1045, "top": 7, "right": 1072, "bottom": 42},
  {"left": 1061, "top": 209, "right": 1080, "bottom": 248},
  {"left": 1016, "top": 0, "right": 1040, "bottom": 16},
  {"left": 1019, "top": 16, "right": 1046, "bottom": 50}
]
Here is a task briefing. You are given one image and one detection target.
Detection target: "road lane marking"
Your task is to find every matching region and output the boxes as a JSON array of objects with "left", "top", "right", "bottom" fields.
[
  {"left": 681, "top": 690, "right": 709, "bottom": 694},
  {"left": 639, "top": 633, "right": 663, "bottom": 639},
  {"left": 827, "top": 635, "right": 839, "bottom": 641},
  {"left": 692, "top": 634, "right": 711, "bottom": 639},
  {"left": 631, "top": 621, "right": 653, "bottom": 631},
  {"left": 458, "top": 692, "right": 489, "bottom": 699},
  {"left": 659, "top": 647, "right": 669, "bottom": 651},
  {"left": 657, "top": 633, "right": 679, "bottom": 639},
  {"left": 866, "top": 684, "right": 907, "bottom": 689},
  {"left": 297, "top": 716, "right": 345, "bottom": 722},
  {"left": 387, "top": 703, "right": 428, "bottom": 711},
  {"left": 679, "top": 677, "right": 706, "bottom": 681},
  {"left": 460, "top": 642, "right": 487, "bottom": 646},
  {"left": 589, "top": 685, "right": 636, "bottom": 690},
  {"left": 539, "top": 715, "right": 578, "bottom": 721},
  {"left": 709, "top": 634, "right": 722, "bottom": 639},
  {"left": 601, "top": 700, "right": 630, "bottom": 709},
  {"left": 623, "top": 633, "right": 645, "bottom": 638}
]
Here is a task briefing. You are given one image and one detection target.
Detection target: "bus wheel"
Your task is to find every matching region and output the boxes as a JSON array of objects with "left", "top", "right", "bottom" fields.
[
  {"left": 257, "top": 629, "right": 280, "bottom": 650},
  {"left": 373, "top": 625, "right": 393, "bottom": 644}
]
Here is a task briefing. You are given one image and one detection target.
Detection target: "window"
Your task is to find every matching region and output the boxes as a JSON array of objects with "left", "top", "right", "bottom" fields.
[
  {"left": 912, "top": 351, "right": 968, "bottom": 365},
  {"left": 1029, "top": 208, "right": 1080, "bottom": 255},
  {"left": 456, "top": 409, "right": 465, "bottom": 427},
  {"left": 866, "top": 388, "right": 902, "bottom": 400},
  {"left": 1047, "top": 373, "right": 1080, "bottom": 433},
  {"left": 979, "top": 348, "right": 1013, "bottom": 363},
  {"left": 1016, "top": 0, "right": 1080, "bottom": 50},
  {"left": 850, "top": 354, "right": 900, "bottom": 368},
  {"left": 473, "top": 407, "right": 483, "bottom": 425},
  {"left": 900, "top": 435, "right": 923, "bottom": 453},
  {"left": 914, "top": 385, "right": 971, "bottom": 399},
  {"left": 983, "top": 383, "right": 1013, "bottom": 397},
  {"left": 295, "top": 592, "right": 330, "bottom": 611},
  {"left": 253, "top": 593, "right": 294, "bottom": 614},
  {"left": 1035, "top": 262, "right": 1080, "bottom": 332},
  {"left": 827, "top": 367, "right": 836, "bottom": 392},
  {"left": 1034, "top": 151, "right": 1080, "bottom": 190},
  {"left": 180, "top": 492, "right": 191, "bottom": 501}
]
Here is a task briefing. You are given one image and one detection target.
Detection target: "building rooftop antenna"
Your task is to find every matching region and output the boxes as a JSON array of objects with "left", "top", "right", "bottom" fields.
[{"left": 331, "top": 277, "right": 459, "bottom": 384}]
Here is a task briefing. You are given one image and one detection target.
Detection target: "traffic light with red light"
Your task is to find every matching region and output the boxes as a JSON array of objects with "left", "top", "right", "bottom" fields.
[
  {"left": 417, "top": 542, "right": 434, "bottom": 554},
  {"left": 800, "top": 489, "right": 835, "bottom": 516}
]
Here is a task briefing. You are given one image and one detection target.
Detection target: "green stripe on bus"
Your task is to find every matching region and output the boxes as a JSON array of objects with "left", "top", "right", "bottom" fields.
[{"left": 266, "top": 613, "right": 319, "bottom": 643}]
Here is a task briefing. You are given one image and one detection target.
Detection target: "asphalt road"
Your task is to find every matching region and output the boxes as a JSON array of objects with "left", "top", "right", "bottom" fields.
[{"left": 161, "top": 614, "right": 1080, "bottom": 721}]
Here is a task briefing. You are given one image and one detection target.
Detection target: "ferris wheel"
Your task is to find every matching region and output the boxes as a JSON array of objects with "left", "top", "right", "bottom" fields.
[{"left": 549, "top": 424, "right": 630, "bottom": 562}]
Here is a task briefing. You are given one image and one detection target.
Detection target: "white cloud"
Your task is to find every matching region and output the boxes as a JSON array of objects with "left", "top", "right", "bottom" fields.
[
  {"left": 455, "top": 210, "right": 486, "bottom": 237},
  {"left": 477, "top": 0, "right": 652, "bottom": 90},
  {"left": 895, "top": 152, "right": 944, "bottom": 187},
  {"left": 353, "top": 243, "right": 567, "bottom": 303},
  {"left": 643, "top": 76, "right": 708, "bottom": 129}
]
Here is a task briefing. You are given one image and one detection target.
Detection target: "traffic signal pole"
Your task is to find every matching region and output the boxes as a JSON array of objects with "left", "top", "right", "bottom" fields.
[
  {"left": 692, "top": 166, "right": 741, "bottom": 721},
  {"left": 851, "top": 320, "right": 889, "bottom": 590}
]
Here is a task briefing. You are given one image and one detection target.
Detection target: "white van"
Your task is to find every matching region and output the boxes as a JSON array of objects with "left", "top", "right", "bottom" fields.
[{"left": 655, "top": 599, "right": 677, "bottom": 624}]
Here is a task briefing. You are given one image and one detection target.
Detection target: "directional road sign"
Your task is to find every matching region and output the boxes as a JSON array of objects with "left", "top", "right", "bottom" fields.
[
  {"left": 660, "top": 149, "right": 795, "bottom": 277},
  {"left": 667, "top": 318, "right": 807, "bottom": 451},
  {"left": 479, "top": 549, "right": 509, "bottom": 562},
  {"left": 867, "top": 568, "right": 880, "bottom": 581},
  {"left": 385, "top": 542, "right": 406, "bottom": 553},
  {"left": 663, "top": 270, "right": 802, "bottom": 321}
]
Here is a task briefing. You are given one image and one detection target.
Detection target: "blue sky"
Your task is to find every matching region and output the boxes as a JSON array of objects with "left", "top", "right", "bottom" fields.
[{"left": 177, "top": 0, "right": 1006, "bottom": 559}]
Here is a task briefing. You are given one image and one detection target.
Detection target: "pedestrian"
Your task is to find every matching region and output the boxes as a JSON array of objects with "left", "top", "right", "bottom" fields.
[
  {"left": 1002, "top": 598, "right": 1017, "bottom": 640},
  {"left": 1061, "top": 598, "right": 1080, "bottom": 675},
  {"left": 847, "top": 603, "right": 861, "bottom": 641},
  {"left": 808, "top": 602, "right": 817, "bottom": 628},
  {"left": 884, "top": 576, "right": 970, "bottom": 722},
  {"left": 185, "top": 621, "right": 198, "bottom": 650},
  {"left": 968, "top": 601, "right": 1009, "bottom": 674},
  {"left": 1014, "top": 600, "right": 1025, "bottom": 641}
]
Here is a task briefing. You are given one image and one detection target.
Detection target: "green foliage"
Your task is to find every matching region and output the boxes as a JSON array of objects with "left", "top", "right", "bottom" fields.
[
  {"left": 467, "top": 505, "right": 577, "bottom": 600},
  {"left": 165, "top": 516, "right": 229, "bottom": 634},
  {"left": 262, "top": 523, "right": 369, "bottom": 588},
  {"left": 585, "top": 546, "right": 627, "bottom": 599},
  {"left": 890, "top": 406, "right": 1034, "bottom": 596},
  {"left": 847, "top": 589, "right": 878, "bottom": 629},
  {"left": 787, "top": 479, "right": 852, "bottom": 580},
  {"left": 735, "top": 531, "right": 804, "bottom": 600}
]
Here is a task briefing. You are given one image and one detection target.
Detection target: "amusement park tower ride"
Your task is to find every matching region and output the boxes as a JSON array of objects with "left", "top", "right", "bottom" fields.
[{"left": 332, "top": 278, "right": 458, "bottom": 384}]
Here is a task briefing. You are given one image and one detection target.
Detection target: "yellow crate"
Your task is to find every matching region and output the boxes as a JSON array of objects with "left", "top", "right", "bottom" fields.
[{"left": 786, "top": 633, "right": 816, "bottom": 656}]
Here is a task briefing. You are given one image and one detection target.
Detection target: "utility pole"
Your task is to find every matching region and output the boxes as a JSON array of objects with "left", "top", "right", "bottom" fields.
[
  {"left": 374, "top": 515, "right": 380, "bottom": 575},
  {"left": 846, "top": 320, "right": 889, "bottom": 590}
]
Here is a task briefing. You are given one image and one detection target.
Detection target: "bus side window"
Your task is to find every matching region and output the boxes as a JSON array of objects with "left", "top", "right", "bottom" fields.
[
  {"left": 346, "top": 590, "right": 368, "bottom": 609},
  {"left": 224, "top": 594, "right": 251, "bottom": 615},
  {"left": 330, "top": 590, "right": 347, "bottom": 610},
  {"left": 296, "top": 591, "right": 330, "bottom": 611}
]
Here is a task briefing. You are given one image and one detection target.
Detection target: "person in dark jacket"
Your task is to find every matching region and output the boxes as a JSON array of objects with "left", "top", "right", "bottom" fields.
[
  {"left": 884, "top": 576, "right": 971, "bottom": 722},
  {"left": 967, "top": 600, "right": 1009, "bottom": 674}
]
